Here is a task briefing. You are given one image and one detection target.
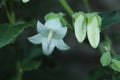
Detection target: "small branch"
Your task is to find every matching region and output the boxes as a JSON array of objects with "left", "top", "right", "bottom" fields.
[
  {"left": 10, "top": 0, "right": 16, "bottom": 25},
  {"left": 112, "top": 70, "right": 116, "bottom": 80},
  {"left": 64, "top": 18, "right": 73, "bottom": 30},
  {"left": 59, "top": 0, "right": 74, "bottom": 16},
  {"left": 3, "top": 3, "right": 12, "bottom": 24},
  {"left": 83, "top": 0, "right": 91, "bottom": 12},
  {"left": 3, "top": 2, "right": 16, "bottom": 25}
]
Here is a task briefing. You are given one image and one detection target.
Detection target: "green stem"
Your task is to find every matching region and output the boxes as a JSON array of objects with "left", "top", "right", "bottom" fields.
[
  {"left": 17, "top": 62, "right": 23, "bottom": 80},
  {"left": 10, "top": 11, "right": 16, "bottom": 25},
  {"left": 3, "top": 3, "right": 12, "bottom": 24},
  {"left": 14, "top": 42, "right": 23, "bottom": 80},
  {"left": 3, "top": 2, "right": 16, "bottom": 25},
  {"left": 64, "top": 19, "right": 73, "bottom": 30},
  {"left": 112, "top": 71, "right": 116, "bottom": 80},
  {"left": 10, "top": 0, "right": 16, "bottom": 25},
  {"left": 111, "top": 48, "right": 117, "bottom": 56},
  {"left": 59, "top": 0, "right": 74, "bottom": 16},
  {"left": 83, "top": 0, "right": 91, "bottom": 12}
]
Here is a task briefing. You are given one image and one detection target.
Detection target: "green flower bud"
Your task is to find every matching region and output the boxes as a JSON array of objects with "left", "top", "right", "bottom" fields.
[
  {"left": 73, "top": 12, "right": 87, "bottom": 43},
  {"left": 87, "top": 13, "right": 102, "bottom": 48}
]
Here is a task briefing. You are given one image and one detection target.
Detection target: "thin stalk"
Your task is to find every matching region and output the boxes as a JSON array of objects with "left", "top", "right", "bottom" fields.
[
  {"left": 111, "top": 48, "right": 117, "bottom": 56},
  {"left": 14, "top": 43, "right": 23, "bottom": 80},
  {"left": 3, "top": 1, "right": 16, "bottom": 25},
  {"left": 10, "top": 0, "right": 16, "bottom": 25},
  {"left": 59, "top": 0, "right": 74, "bottom": 16},
  {"left": 3, "top": 3, "right": 13, "bottom": 24},
  {"left": 10, "top": 11, "right": 16, "bottom": 25},
  {"left": 64, "top": 19, "right": 73, "bottom": 30},
  {"left": 83, "top": 0, "right": 91, "bottom": 12},
  {"left": 112, "top": 71, "right": 116, "bottom": 80},
  {"left": 17, "top": 62, "right": 23, "bottom": 80}
]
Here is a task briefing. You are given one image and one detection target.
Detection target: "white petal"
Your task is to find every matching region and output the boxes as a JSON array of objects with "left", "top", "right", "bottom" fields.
[
  {"left": 37, "top": 24, "right": 49, "bottom": 37},
  {"left": 53, "top": 27, "right": 67, "bottom": 39},
  {"left": 74, "top": 14, "right": 86, "bottom": 43},
  {"left": 37, "top": 20, "right": 44, "bottom": 32},
  {"left": 87, "top": 17, "right": 100, "bottom": 48},
  {"left": 22, "top": 0, "right": 30, "bottom": 3},
  {"left": 56, "top": 40, "right": 70, "bottom": 50},
  {"left": 28, "top": 33, "right": 42, "bottom": 44},
  {"left": 42, "top": 38, "right": 56, "bottom": 55},
  {"left": 44, "top": 18, "right": 62, "bottom": 30}
]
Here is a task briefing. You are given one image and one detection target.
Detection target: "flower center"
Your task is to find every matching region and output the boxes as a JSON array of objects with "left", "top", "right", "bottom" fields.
[{"left": 47, "top": 30, "right": 54, "bottom": 48}]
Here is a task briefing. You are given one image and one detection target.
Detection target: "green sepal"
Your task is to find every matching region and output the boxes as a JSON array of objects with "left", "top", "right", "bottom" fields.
[
  {"left": 87, "top": 12, "right": 102, "bottom": 27},
  {"left": 111, "top": 59, "right": 120, "bottom": 72},
  {"left": 72, "top": 12, "right": 86, "bottom": 20},
  {"left": 100, "top": 52, "right": 111, "bottom": 66},
  {"left": 96, "top": 14, "right": 102, "bottom": 27},
  {"left": 45, "top": 12, "right": 64, "bottom": 21},
  {"left": 45, "top": 12, "right": 67, "bottom": 26},
  {"left": 87, "top": 13, "right": 97, "bottom": 23}
]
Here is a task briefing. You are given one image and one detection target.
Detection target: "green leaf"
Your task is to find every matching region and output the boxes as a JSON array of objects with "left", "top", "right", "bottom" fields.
[
  {"left": 21, "top": 60, "right": 41, "bottom": 71},
  {"left": 99, "top": 10, "right": 120, "bottom": 30},
  {"left": 0, "top": 20, "right": 35, "bottom": 48},
  {"left": 111, "top": 59, "right": 120, "bottom": 72},
  {"left": 113, "top": 54, "right": 120, "bottom": 60},
  {"left": 24, "top": 47, "right": 43, "bottom": 62},
  {"left": 100, "top": 52, "right": 111, "bottom": 66}
]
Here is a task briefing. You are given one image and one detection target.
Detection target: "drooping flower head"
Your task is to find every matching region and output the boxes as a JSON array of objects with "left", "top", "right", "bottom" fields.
[
  {"left": 28, "top": 12, "right": 70, "bottom": 55},
  {"left": 73, "top": 12, "right": 102, "bottom": 48}
]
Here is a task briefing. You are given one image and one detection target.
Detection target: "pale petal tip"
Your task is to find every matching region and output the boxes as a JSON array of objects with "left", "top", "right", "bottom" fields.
[
  {"left": 27, "top": 34, "right": 42, "bottom": 44},
  {"left": 90, "top": 42, "right": 99, "bottom": 48},
  {"left": 27, "top": 37, "right": 36, "bottom": 44},
  {"left": 77, "top": 37, "right": 85, "bottom": 43},
  {"left": 62, "top": 44, "right": 70, "bottom": 50},
  {"left": 56, "top": 40, "right": 70, "bottom": 51},
  {"left": 66, "top": 46, "right": 70, "bottom": 50},
  {"left": 22, "top": 0, "right": 30, "bottom": 3},
  {"left": 27, "top": 37, "right": 33, "bottom": 43},
  {"left": 43, "top": 50, "right": 53, "bottom": 56}
]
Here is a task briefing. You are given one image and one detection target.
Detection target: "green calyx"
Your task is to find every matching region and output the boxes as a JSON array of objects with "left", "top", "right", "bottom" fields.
[
  {"left": 87, "top": 12, "right": 102, "bottom": 28},
  {"left": 72, "top": 12, "right": 86, "bottom": 20},
  {"left": 45, "top": 12, "right": 66, "bottom": 26}
]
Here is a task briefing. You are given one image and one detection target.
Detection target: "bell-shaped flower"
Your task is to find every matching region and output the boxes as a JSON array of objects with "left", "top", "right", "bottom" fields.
[
  {"left": 72, "top": 12, "right": 87, "bottom": 43},
  {"left": 28, "top": 18, "right": 70, "bottom": 55},
  {"left": 87, "top": 13, "right": 102, "bottom": 48}
]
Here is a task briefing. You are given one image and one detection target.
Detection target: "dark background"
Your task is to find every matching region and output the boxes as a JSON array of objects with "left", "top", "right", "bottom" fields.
[{"left": 0, "top": 0, "right": 120, "bottom": 80}]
